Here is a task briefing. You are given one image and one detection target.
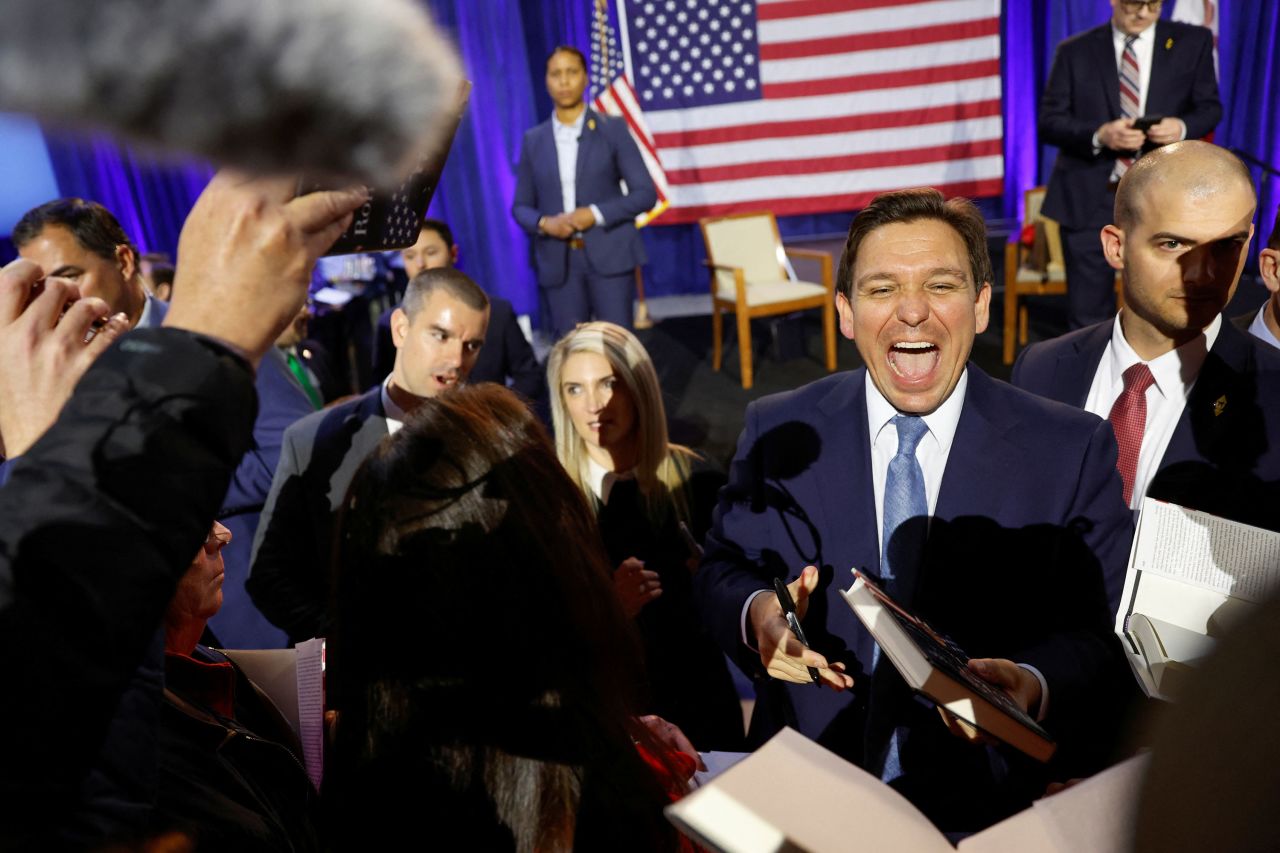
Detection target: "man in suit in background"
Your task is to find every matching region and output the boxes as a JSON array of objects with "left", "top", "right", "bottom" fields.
[
  {"left": 248, "top": 267, "right": 489, "bottom": 643},
  {"left": 371, "top": 219, "right": 543, "bottom": 406},
  {"left": 696, "top": 189, "right": 1133, "bottom": 834},
  {"left": 1013, "top": 142, "right": 1280, "bottom": 532},
  {"left": 512, "top": 46, "right": 656, "bottom": 338},
  {"left": 1040, "top": 0, "right": 1220, "bottom": 330},
  {"left": 1233, "top": 211, "right": 1280, "bottom": 350}
]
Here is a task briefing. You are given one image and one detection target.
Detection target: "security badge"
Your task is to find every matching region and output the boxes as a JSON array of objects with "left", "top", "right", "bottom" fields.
[
  {"left": 588, "top": 118, "right": 596, "bottom": 131},
  {"left": 1213, "top": 395, "right": 1227, "bottom": 417},
  {"left": 1166, "top": 37, "right": 1174, "bottom": 49}
]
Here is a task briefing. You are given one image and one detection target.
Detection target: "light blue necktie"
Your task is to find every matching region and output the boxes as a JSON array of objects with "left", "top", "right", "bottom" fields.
[{"left": 876, "top": 414, "right": 929, "bottom": 782}]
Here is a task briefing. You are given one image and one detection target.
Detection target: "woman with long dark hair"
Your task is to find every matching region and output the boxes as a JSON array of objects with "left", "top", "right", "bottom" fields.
[
  {"left": 326, "top": 384, "right": 695, "bottom": 851},
  {"left": 547, "top": 322, "right": 743, "bottom": 752}
]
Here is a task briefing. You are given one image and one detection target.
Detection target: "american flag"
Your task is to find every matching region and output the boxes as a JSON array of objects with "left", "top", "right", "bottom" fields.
[
  {"left": 618, "top": 0, "right": 1003, "bottom": 223},
  {"left": 591, "top": 0, "right": 672, "bottom": 226}
]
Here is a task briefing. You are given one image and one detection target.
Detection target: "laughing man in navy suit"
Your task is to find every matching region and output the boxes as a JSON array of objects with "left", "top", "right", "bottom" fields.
[
  {"left": 696, "top": 189, "right": 1134, "bottom": 833},
  {"left": 1014, "top": 142, "right": 1280, "bottom": 533},
  {"left": 1040, "top": 0, "right": 1220, "bottom": 330},
  {"left": 512, "top": 46, "right": 656, "bottom": 338}
]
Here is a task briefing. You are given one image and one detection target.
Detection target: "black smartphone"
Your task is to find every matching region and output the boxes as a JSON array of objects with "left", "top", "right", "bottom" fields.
[
  {"left": 1132, "top": 115, "right": 1164, "bottom": 131},
  {"left": 304, "top": 80, "right": 472, "bottom": 257}
]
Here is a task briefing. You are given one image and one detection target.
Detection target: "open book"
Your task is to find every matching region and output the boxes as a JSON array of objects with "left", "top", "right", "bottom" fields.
[
  {"left": 222, "top": 637, "right": 326, "bottom": 790},
  {"left": 666, "top": 727, "right": 1146, "bottom": 852},
  {"left": 1118, "top": 499, "right": 1280, "bottom": 700},
  {"left": 841, "top": 571, "right": 1055, "bottom": 762}
]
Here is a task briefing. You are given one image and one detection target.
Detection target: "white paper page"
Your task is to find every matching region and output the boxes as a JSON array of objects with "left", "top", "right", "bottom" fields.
[
  {"left": 692, "top": 751, "right": 751, "bottom": 788},
  {"left": 295, "top": 637, "right": 326, "bottom": 791},
  {"left": 1131, "top": 500, "right": 1280, "bottom": 601},
  {"left": 1029, "top": 754, "right": 1148, "bottom": 853}
]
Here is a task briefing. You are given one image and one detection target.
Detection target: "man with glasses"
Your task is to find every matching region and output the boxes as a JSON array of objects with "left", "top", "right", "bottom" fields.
[{"left": 1040, "top": 0, "right": 1221, "bottom": 330}]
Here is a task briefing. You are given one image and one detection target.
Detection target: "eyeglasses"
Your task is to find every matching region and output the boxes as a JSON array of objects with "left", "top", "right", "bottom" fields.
[
  {"left": 1120, "top": 1, "right": 1162, "bottom": 11},
  {"left": 203, "top": 526, "right": 232, "bottom": 553}
]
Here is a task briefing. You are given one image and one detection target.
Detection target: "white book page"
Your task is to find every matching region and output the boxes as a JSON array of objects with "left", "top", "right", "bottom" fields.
[
  {"left": 1131, "top": 499, "right": 1280, "bottom": 602},
  {"left": 295, "top": 637, "right": 326, "bottom": 791}
]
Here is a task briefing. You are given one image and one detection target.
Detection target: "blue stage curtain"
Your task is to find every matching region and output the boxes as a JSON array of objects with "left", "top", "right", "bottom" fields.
[
  {"left": 40, "top": 129, "right": 213, "bottom": 258},
  {"left": 1217, "top": 3, "right": 1280, "bottom": 262}
]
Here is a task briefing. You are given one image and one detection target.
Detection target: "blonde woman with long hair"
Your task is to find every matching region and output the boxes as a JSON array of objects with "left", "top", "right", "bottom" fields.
[{"left": 547, "top": 322, "right": 743, "bottom": 751}]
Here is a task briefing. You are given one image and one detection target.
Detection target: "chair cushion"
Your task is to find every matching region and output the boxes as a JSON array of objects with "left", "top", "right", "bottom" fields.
[
  {"left": 717, "top": 278, "right": 828, "bottom": 306},
  {"left": 1014, "top": 266, "right": 1066, "bottom": 284}
]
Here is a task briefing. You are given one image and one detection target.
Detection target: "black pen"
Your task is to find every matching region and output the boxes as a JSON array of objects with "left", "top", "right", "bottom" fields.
[{"left": 773, "top": 577, "right": 821, "bottom": 686}]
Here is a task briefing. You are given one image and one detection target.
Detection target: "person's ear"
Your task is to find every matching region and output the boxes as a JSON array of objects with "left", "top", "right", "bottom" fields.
[
  {"left": 116, "top": 244, "right": 137, "bottom": 280},
  {"left": 1100, "top": 225, "right": 1125, "bottom": 271},
  {"left": 1260, "top": 248, "right": 1280, "bottom": 295},
  {"left": 391, "top": 307, "right": 410, "bottom": 347}
]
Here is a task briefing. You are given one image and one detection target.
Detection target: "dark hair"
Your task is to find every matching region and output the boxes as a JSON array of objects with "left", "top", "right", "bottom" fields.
[
  {"left": 402, "top": 266, "right": 489, "bottom": 318},
  {"left": 327, "top": 385, "right": 678, "bottom": 851},
  {"left": 1268, "top": 209, "right": 1280, "bottom": 252},
  {"left": 420, "top": 217, "right": 455, "bottom": 249},
  {"left": 836, "top": 188, "right": 992, "bottom": 301},
  {"left": 12, "top": 198, "right": 138, "bottom": 264},
  {"left": 547, "top": 45, "right": 587, "bottom": 72},
  {"left": 150, "top": 264, "right": 176, "bottom": 289}
]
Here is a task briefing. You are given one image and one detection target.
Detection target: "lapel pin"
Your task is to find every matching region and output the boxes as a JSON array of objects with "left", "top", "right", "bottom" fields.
[
  {"left": 1166, "top": 37, "right": 1174, "bottom": 49},
  {"left": 588, "top": 117, "right": 596, "bottom": 131},
  {"left": 1213, "top": 394, "right": 1227, "bottom": 417}
]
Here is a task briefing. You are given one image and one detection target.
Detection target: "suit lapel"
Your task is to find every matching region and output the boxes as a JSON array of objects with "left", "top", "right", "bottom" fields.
[
  {"left": 813, "top": 370, "right": 881, "bottom": 578},
  {"left": 1055, "top": 322, "right": 1112, "bottom": 408},
  {"left": 1146, "top": 21, "right": 1173, "bottom": 114},
  {"left": 1163, "top": 319, "right": 1254, "bottom": 468},
  {"left": 1091, "top": 25, "right": 1122, "bottom": 119},
  {"left": 935, "top": 369, "right": 1012, "bottom": 526},
  {"left": 574, "top": 109, "right": 599, "bottom": 195}
]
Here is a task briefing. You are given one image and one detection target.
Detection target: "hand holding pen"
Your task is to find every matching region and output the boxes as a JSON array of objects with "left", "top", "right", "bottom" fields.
[{"left": 746, "top": 565, "right": 853, "bottom": 691}]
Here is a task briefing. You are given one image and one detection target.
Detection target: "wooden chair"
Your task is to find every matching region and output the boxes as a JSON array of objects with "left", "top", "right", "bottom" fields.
[
  {"left": 1003, "top": 186, "right": 1068, "bottom": 365},
  {"left": 699, "top": 212, "right": 837, "bottom": 389}
]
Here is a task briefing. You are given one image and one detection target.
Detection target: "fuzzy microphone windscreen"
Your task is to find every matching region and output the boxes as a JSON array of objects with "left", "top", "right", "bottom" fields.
[{"left": 0, "top": 0, "right": 463, "bottom": 184}]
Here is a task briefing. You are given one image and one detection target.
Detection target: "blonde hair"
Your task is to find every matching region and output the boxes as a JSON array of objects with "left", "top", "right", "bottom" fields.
[{"left": 547, "top": 322, "right": 698, "bottom": 525}]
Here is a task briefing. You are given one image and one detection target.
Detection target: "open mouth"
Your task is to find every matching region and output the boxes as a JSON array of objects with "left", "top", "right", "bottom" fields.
[
  {"left": 888, "top": 341, "right": 940, "bottom": 382},
  {"left": 434, "top": 374, "right": 459, "bottom": 388}
]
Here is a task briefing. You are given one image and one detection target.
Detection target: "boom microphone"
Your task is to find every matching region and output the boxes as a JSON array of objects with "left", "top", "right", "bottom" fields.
[{"left": 0, "top": 0, "right": 463, "bottom": 184}]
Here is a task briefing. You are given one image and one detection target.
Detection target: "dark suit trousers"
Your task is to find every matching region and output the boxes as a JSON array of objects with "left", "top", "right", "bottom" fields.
[
  {"left": 1062, "top": 198, "right": 1119, "bottom": 330},
  {"left": 544, "top": 247, "right": 634, "bottom": 339}
]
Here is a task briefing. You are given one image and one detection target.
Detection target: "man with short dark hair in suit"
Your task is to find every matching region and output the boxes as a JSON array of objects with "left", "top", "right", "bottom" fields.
[
  {"left": 371, "top": 218, "right": 543, "bottom": 404},
  {"left": 249, "top": 268, "right": 490, "bottom": 643},
  {"left": 1233, "top": 211, "right": 1280, "bottom": 350},
  {"left": 1041, "top": 0, "right": 1220, "bottom": 330},
  {"left": 512, "top": 46, "right": 656, "bottom": 338},
  {"left": 1014, "top": 142, "right": 1280, "bottom": 533},
  {"left": 696, "top": 188, "right": 1133, "bottom": 833}
]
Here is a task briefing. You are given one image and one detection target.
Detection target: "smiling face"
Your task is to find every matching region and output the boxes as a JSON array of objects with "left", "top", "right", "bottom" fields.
[
  {"left": 1104, "top": 178, "right": 1255, "bottom": 359},
  {"left": 836, "top": 218, "right": 990, "bottom": 415},
  {"left": 559, "top": 351, "right": 637, "bottom": 468},
  {"left": 391, "top": 289, "right": 489, "bottom": 398},
  {"left": 546, "top": 49, "right": 587, "bottom": 113}
]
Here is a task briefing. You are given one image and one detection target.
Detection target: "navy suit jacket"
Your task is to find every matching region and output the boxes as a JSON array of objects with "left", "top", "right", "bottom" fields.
[
  {"left": 1040, "top": 20, "right": 1220, "bottom": 229},
  {"left": 512, "top": 109, "right": 656, "bottom": 286},
  {"left": 1012, "top": 317, "right": 1280, "bottom": 532},
  {"left": 695, "top": 367, "right": 1133, "bottom": 832},
  {"left": 248, "top": 388, "right": 387, "bottom": 643}
]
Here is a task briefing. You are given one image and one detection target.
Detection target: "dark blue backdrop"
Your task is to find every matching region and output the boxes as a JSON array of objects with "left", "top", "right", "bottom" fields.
[{"left": 25, "top": 1, "right": 1280, "bottom": 321}]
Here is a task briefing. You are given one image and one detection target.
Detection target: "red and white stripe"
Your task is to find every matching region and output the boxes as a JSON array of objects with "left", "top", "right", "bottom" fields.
[
  {"left": 626, "top": 0, "right": 1002, "bottom": 223},
  {"left": 593, "top": 75, "right": 672, "bottom": 224}
]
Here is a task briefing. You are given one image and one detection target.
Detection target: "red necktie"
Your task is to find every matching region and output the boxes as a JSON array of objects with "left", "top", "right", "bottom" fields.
[{"left": 1108, "top": 362, "right": 1155, "bottom": 505}]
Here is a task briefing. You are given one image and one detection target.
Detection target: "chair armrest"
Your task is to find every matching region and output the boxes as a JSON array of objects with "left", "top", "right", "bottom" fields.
[
  {"left": 784, "top": 247, "right": 834, "bottom": 292},
  {"left": 703, "top": 261, "right": 747, "bottom": 303}
]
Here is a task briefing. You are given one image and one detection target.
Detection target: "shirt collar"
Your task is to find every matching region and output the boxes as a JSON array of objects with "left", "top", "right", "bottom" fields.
[
  {"left": 1112, "top": 21, "right": 1156, "bottom": 45},
  {"left": 1248, "top": 304, "right": 1280, "bottom": 351},
  {"left": 864, "top": 368, "right": 968, "bottom": 456},
  {"left": 585, "top": 454, "right": 635, "bottom": 505},
  {"left": 380, "top": 376, "right": 408, "bottom": 432},
  {"left": 553, "top": 109, "right": 587, "bottom": 137},
  {"left": 137, "top": 294, "right": 154, "bottom": 329},
  {"left": 1109, "top": 311, "right": 1221, "bottom": 397}
]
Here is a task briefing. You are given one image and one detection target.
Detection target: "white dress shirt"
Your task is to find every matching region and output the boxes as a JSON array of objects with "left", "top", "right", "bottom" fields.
[
  {"left": 1248, "top": 305, "right": 1280, "bottom": 351},
  {"left": 550, "top": 110, "right": 604, "bottom": 225},
  {"left": 379, "top": 377, "right": 407, "bottom": 436},
  {"left": 1083, "top": 313, "right": 1220, "bottom": 509},
  {"left": 586, "top": 454, "right": 634, "bottom": 505}
]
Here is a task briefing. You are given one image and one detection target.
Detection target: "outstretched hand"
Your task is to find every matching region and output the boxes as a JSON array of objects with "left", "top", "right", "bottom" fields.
[
  {"left": 937, "top": 657, "right": 1042, "bottom": 744},
  {"left": 748, "top": 565, "right": 853, "bottom": 690}
]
